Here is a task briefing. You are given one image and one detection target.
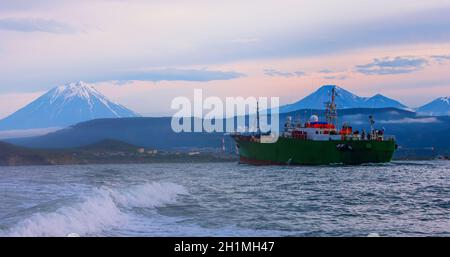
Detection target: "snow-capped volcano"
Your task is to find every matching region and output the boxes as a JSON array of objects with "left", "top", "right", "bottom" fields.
[
  {"left": 416, "top": 97, "right": 450, "bottom": 116},
  {"left": 280, "top": 85, "right": 407, "bottom": 113},
  {"left": 0, "top": 81, "right": 140, "bottom": 130}
]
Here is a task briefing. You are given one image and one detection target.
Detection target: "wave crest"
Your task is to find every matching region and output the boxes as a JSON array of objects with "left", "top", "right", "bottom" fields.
[{"left": 4, "top": 182, "right": 188, "bottom": 237}]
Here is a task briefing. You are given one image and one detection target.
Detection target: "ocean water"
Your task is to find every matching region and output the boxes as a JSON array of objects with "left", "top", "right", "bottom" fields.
[{"left": 0, "top": 161, "right": 449, "bottom": 237}]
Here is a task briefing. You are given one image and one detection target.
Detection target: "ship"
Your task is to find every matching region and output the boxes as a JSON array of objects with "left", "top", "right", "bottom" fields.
[{"left": 231, "top": 86, "right": 397, "bottom": 165}]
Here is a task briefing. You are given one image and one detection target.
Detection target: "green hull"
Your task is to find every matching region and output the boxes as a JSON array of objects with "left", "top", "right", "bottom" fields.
[{"left": 234, "top": 137, "right": 396, "bottom": 165}]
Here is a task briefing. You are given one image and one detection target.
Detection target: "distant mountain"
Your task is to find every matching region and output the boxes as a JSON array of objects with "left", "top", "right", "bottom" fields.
[
  {"left": 0, "top": 81, "right": 140, "bottom": 131},
  {"left": 363, "top": 94, "right": 407, "bottom": 109},
  {"left": 416, "top": 97, "right": 450, "bottom": 116},
  {"left": 7, "top": 108, "right": 450, "bottom": 158},
  {"left": 280, "top": 85, "right": 407, "bottom": 113},
  {"left": 4, "top": 102, "right": 450, "bottom": 159}
]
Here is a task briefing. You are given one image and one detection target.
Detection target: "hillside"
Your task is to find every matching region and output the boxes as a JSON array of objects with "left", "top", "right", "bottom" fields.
[
  {"left": 0, "top": 139, "right": 235, "bottom": 166},
  {"left": 6, "top": 108, "right": 450, "bottom": 158}
]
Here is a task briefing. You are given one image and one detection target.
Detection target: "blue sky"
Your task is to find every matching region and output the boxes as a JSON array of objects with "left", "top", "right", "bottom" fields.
[{"left": 0, "top": 0, "right": 450, "bottom": 117}]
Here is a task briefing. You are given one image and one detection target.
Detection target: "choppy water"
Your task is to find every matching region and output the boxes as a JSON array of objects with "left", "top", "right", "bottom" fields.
[{"left": 0, "top": 161, "right": 449, "bottom": 237}]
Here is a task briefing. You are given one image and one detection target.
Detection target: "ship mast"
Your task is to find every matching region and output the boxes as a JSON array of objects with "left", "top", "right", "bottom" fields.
[
  {"left": 256, "top": 101, "right": 261, "bottom": 134},
  {"left": 325, "top": 86, "right": 338, "bottom": 128}
]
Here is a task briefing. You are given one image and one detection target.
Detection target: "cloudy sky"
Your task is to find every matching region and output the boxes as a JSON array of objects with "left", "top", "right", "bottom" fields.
[{"left": 1, "top": 0, "right": 450, "bottom": 117}]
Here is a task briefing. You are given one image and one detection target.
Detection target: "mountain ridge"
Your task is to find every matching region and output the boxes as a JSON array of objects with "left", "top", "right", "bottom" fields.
[
  {"left": 280, "top": 85, "right": 407, "bottom": 113},
  {"left": 416, "top": 96, "right": 450, "bottom": 116}
]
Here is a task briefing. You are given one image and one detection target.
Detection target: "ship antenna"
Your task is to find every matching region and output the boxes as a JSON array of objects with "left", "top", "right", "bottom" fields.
[
  {"left": 369, "top": 115, "right": 375, "bottom": 138},
  {"left": 370, "top": 101, "right": 374, "bottom": 138},
  {"left": 256, "top": 100, "right": 261, "bottom": 134}
]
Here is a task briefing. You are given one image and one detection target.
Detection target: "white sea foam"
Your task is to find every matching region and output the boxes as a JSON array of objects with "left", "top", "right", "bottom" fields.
[
  {"left": 107, "top": 182, "right": 188, "bottom": 208},
  {"left": 4, "top": 182, "right": 188, "bottom": 237}
]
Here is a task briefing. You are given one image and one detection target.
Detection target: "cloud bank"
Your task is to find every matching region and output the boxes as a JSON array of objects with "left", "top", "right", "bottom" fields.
[
  {"left": 0, "top": 18, "right": 75, "bottom": 34},
  {"left": 90, "top": 68, "right": 245, "bottom": 83},
  {"left": 263, "top": 69, "right": 305, "bottom": 78},
  {"left": 355, "top": 56, "right": 428, "bottom": 75},
  {"left": 431, "top": 54, "right": 450, "bottom": 63},
  {"left": 380, "top": 117, "right": 440, "bottom": 124}
]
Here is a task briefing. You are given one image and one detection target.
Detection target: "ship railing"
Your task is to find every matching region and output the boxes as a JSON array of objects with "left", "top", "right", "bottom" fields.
[
  {"left": 342, "top": 135, "right": 361, "bottom": 141},
  {"left": 383, "top": 135, "right": 396, "bottom": 141}
]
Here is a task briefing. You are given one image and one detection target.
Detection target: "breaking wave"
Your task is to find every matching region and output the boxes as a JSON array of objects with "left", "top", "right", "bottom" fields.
[{"left": 4, "top": 182, "right": 188, "bottom": 237}]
